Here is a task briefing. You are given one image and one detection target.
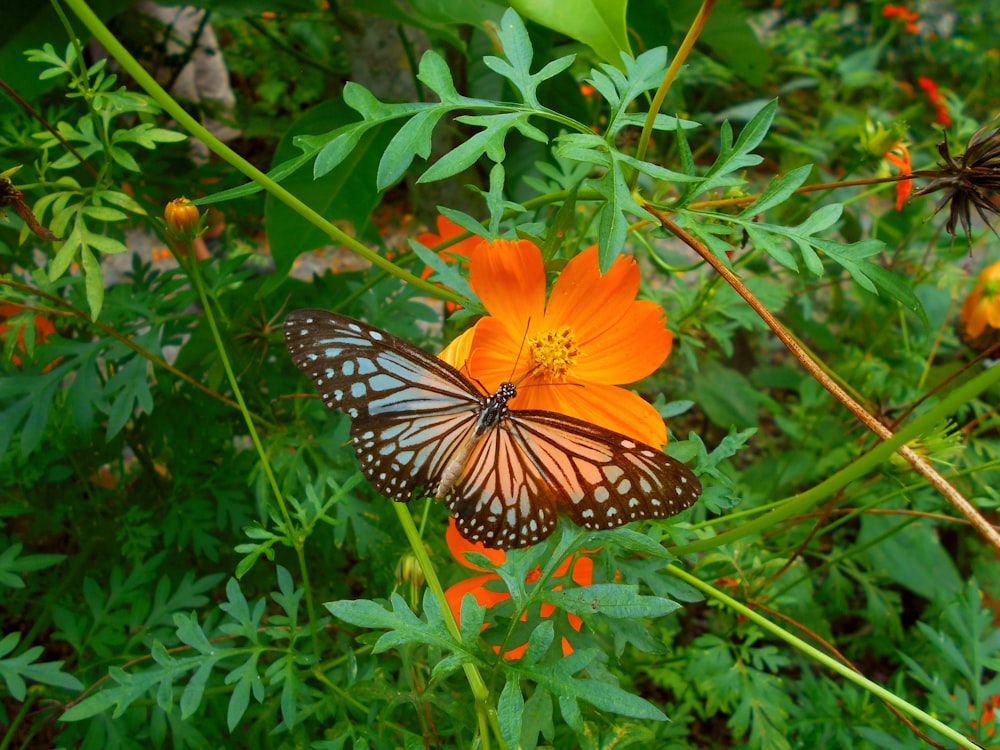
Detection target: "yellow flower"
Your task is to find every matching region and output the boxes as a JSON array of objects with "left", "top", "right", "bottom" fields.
[{"left": 439, "top": 240, "right": 673, "bottom": 447}]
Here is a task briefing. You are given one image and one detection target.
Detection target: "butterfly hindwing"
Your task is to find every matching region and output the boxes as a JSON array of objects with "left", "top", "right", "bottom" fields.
[{"left": 442, "top": 410, "right": 701, "bottom": 548}]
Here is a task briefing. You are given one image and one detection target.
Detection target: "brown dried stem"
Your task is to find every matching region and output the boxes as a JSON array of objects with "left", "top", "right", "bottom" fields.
[{"left": 646, "top": 206, "right": 1000, "bottom": 552}]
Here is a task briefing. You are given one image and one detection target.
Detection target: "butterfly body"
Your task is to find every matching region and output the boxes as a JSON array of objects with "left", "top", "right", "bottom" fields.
[{"left": 285, "top": 309, "right": 701, "bottom": 549}]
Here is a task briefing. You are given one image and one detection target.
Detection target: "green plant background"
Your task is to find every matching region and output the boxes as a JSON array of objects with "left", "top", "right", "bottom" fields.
[{"left": 1, "top": 1, "right": 998, "bottom": 748}]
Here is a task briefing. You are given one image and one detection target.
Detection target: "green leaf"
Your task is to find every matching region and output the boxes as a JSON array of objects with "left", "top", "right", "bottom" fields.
[
  {"left": 325, "top": 592, "right": 460, "bottom": 654},
  {"left": 683, "top": 100, "right": 776, "bottom": 203},
  {"left": 377, "top": 108, "right": 444, "bottom": 189},
  {"left": 80, "top": 245, "right": 104, "bottom": 320},
  {"left": 265, "top": 97, "right": 398, "bottom": 282},
  {"left": 420, "top": 112, "right": 541, "bottom": 183},
  {"left": 544, "top": 583, "right": 681, "bottom": 619},
  {"left": 509, "top": 0, "right": 631, "bottom": 66},
  {"left": 739, "top": 164, "right": 812, "bottom": 216},
  {"left": 225, "top": 654, "right": 263, "bottom": 732},
  {"left": 0, "top": 631, "right": 83, "bottom": 700},
  {"left": 179, "top": 661, "right": 213, "bottom": 719},
  {"left": 0, "top": 543, "right": 65, "bottom": 589},
  {"left": 498, "top": 677, "right": 525, "bottom": 748},
  {"left": 484, "top": 9, "right": 576, "bottom": 107}
]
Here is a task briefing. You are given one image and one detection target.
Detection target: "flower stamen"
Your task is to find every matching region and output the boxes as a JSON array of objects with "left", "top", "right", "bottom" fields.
[{"left": 528, "top": 326, "right": 580, "bottom": 379}]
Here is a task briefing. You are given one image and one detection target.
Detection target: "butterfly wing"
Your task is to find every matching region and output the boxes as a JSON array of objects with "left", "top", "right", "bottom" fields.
[
  {"left": 284, "top": 309, "right": 483, "bottom": 502},
  {"left": 443, "top": 409, "right": 701, "bottom": 549}
]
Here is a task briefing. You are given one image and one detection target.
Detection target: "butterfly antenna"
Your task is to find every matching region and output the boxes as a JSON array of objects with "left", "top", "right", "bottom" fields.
[{"left": 510, "top": 317, "right": 539, "bottom": 387}]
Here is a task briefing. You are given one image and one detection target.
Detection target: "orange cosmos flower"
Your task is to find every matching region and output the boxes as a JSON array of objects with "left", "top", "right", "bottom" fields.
[
  {"left": 439, "top": 240, "right": 673, "bottom": 447},
  {"left": 444, "top": 518, "right": 592, "bottom": 659},
  {"left": 884, "top": 142, "right": 913, "bottom": 211},
  {"left": 960, "top": 258, "right": 1000, "bottom": 343}
]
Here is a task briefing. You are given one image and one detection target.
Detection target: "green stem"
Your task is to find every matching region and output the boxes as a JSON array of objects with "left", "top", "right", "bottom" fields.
[
  {"left": 62, "top": 0, "right": 449, "bottom": 301},
  {"left": 631, "top": 0, "right": 716, "bottom": 190},
  {"left": 666, "top": 565, "right": 979, "bottom": 749},
  {"left": 673, "top": 357, "right": 1000, "bottom": 555},
  {"left": 185, "top": 256, "right": 321, "bottom": 657},
  {"left": 391, "top": 503, "right": 506, "bottom": 750}
]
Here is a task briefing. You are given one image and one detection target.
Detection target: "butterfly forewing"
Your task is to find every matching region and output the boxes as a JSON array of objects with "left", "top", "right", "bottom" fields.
[
  {"left": 285, "top": 309, "right": 484, "bottom": 502},
  {"left": 285, "top": 309, "right": 703, "bottom": 549}
]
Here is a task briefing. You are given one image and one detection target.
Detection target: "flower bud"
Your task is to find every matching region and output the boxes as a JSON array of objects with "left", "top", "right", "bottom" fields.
[{"left": 164, "top": 197, "right": 202, "bottom": 239}]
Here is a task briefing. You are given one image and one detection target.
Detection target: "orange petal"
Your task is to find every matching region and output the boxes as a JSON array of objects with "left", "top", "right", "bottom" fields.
[
  {"left": 503, "top": 641, "right": 530, "bottom": 660},
  {"left": 987, "top": 299, "right": 1000, "bottom": 330},
  {"left": 515, "top": 380, "right": 667, "bottom": 447},
  {"left": 570, "top": 556, "right": 593, "bottom": 587},
  {"left": 447, "top": 516, "right": 506, "bottom": 568},
  {"left": 444, "top": 573, "right": 508, "bottom": 624},
  {"left": 544, "top": 247, "right": 640, "bottom": 339},
  {"left": 470, "top": 239, "right": 546, "bottom": 335},
  {"left": 466, "top": 316, "right": 536, "bottom": 393},
  {"left": 438, "top": 326, "right": 477, "bottom": 377},
  {"left": 962, "top": 291, "right": 987, "bottom": 338},
  {"left": 571, "top": 300, "right": 672, "bottom": 383}
]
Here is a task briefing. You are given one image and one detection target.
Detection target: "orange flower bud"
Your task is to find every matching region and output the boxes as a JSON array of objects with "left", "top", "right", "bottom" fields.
[{"left": 164, "top": 197, "right": 202, "bottom": 239}]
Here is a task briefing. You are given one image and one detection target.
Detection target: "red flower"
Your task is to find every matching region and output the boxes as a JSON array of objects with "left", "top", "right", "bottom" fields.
[
  {"left": 882, "top": 4, "right": 919, "bottom": 33},
  {"left": 917, "top": 77, "right": 952, "bottom": 127},
  {"left": 884, "top": 142, "right": 913, "bottom": 210},
  {"left": 0, "top": 303, "right": 58, "bottom": 370},
  {"left": 444, "top": 518, "right": 594, "bottom": 659}
]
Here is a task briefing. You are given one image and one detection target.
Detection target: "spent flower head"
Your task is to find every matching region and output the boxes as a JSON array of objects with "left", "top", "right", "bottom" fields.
[{"left": 911, "top": 122, "right": 1000, "bottom": 241}]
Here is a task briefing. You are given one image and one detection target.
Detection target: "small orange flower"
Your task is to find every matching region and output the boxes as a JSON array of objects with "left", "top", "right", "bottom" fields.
[
  {"left": 917, "top": 77, "right": 952, "bottom": 127},
  {"left": 439, "top": 241, "right": 673, "bottom": 447},
  {"left": 882, "top": 4, "right": 919, "bottom": 33},
  {"left": 444, "top": 518, "right": 592, "bottom": 659},
  {"left": 960, "top": 258, "right": 1000, "bottom": 340},
  {"left": 0, "top": 303, "right": 58, "bottom": 370},
  {"left": 884, "top": 142, "right": 913, "bottom": 210}
]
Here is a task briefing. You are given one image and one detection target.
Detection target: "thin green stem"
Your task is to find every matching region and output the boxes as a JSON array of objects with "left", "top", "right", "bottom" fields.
[
  {"left": 391, "top": 503, "right": 506, "bottom": 750},
  {"left": 63, "top": 0, "right": 450, "bottom": 301},
  {"left": 673, "top": 356, "right": 1000, "bottom": 555},
  {"left": 631, "top": 0, "right": 716, "bottom": 190},
  {"left": 666, "top": 565, "right": 979, "bottom": 749},
  {"left": 185, "top": 256, "right": 321, "bottom": 657}
]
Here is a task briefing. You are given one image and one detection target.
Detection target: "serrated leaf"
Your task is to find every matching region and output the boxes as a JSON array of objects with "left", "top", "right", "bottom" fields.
[
  {"left": 325, "top": 593, "right": 458, "bottom": 654},
  {"left": 739, "top": 164, "right": 812, "bottom": 216}
]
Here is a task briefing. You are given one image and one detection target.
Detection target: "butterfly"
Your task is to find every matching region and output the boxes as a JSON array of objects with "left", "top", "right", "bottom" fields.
[{"left": 284, "top": 309, "right": 702, "bottom": 549}]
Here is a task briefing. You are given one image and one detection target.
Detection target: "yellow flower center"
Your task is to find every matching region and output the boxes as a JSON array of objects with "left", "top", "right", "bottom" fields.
[{"left": 528, "top": 326, "right": 580, "bottom": 379}]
